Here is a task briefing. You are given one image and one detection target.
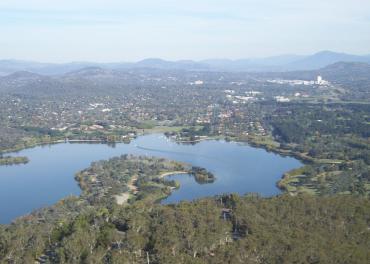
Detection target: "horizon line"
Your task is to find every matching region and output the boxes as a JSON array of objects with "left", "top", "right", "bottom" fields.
[{"left": 1, "top": 50, "right": 370, "bottom": 65}]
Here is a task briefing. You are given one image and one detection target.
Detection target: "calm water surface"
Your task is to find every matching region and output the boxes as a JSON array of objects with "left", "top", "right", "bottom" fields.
[{"left": 0, "top": 134, "right": 301, "bottom": 224}]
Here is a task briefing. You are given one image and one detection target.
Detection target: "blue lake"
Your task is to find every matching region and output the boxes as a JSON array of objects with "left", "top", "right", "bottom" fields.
[{"left": 0, "top": 134, "right": 301, "bottom": 224}]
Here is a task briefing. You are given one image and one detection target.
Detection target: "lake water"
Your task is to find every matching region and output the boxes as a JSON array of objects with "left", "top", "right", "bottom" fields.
[{"left": 0, "top": 134, "right": 301, "bottom": 224}]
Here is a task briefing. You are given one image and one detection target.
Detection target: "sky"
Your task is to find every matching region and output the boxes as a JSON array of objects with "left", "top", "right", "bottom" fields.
[{"left": 0, "top": 0, "right": 369, "bottom": 62}]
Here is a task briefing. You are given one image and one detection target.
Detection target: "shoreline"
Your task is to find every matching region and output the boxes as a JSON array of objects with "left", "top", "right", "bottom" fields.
[
  {"left": 0, "top": 138, "right": 131, "bottom": 156},
  {"left": 1, "top": 134, "right": 304, "bottom": 224},
  {"left": 0, "top": 132, "right": 306, "bottom": 196},
  {"left": 158, "top": 171, "right": 189, "bottom": 178}
]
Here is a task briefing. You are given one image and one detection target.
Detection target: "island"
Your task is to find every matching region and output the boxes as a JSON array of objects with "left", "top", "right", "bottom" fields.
[
  {"left": 0, "top": 155, "right": 29, "bottom": 166},
  {"left": 75, "top": 155, "right": 215, "bottom": 206},
  {"left": 190, "top": 166, "right": 216, "bottom": 184}
]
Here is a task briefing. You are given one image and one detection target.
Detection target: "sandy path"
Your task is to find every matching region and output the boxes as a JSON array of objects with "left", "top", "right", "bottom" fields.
[
  {"left": 115, "top": 175, "right": 138, "bottom": 205},
  {"left": 115, "top": 193, "right": 130, "bottom": 205},
  {"left": 115, "top": 172, "right": 188, "bottom": 205},
  {"left": 127, "top": 175, "right": 138, "bottom": 194}
]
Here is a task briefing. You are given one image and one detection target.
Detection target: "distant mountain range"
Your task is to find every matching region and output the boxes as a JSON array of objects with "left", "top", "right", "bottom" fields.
[
  {"left": 0, "top": 51, "right": 370, "bottom": 76},
  {"left": 1, "top": 61, "right": 369, "bottom": 98}
]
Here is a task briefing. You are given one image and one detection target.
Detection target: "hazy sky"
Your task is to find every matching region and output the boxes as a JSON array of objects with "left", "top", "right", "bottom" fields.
[{"left": 1, "top": 0, "right": 369, "bottom": 62}]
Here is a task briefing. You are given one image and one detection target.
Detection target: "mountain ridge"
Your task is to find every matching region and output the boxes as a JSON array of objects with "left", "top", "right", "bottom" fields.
[{"left": 1, "top": 51, "right": 370, "bottom": 75}]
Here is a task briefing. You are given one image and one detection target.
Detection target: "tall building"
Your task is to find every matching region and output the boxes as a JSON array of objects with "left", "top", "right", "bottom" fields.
[{"left": 317, "top": 75, "right": 323, "bottom": 84}]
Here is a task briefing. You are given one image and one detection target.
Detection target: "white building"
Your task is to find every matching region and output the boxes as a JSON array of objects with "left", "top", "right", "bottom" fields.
[
  {"left": 316, "top": 75, "right": 329, "bottom": 86},
  {"left": 274, "top": 96, "right": 290, "bottom": 102},
  {"left": 317, "top": 75, "right": 323, "bottom": 84}
]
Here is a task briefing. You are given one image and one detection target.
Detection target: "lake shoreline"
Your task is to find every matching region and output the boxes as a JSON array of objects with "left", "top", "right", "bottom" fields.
[
  {"left": 159, "top": 171, "right": 189, "bottom": 178},
  {"left": 0, "top": 133, "right": 302, "bottom": 223},
  {"left": 0, "top": 132, "right": 305, "bottom": 196}
]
